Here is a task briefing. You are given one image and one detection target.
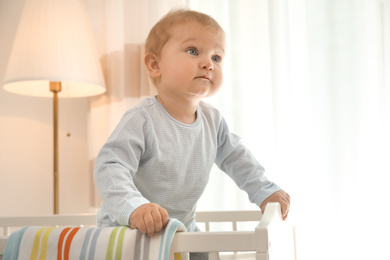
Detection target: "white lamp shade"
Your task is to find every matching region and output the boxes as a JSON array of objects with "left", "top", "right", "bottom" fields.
[{"left": 2, "top": 0, "right": 106, "bottom": 98}]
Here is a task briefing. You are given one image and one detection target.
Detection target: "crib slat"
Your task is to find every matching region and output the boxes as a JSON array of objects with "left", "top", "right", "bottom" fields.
[
  {"left": 232, "top": 221, "right": 237, "bottom": 231},
  {"left": 205, "top": 222, "right": 210, "bottom": 231}
]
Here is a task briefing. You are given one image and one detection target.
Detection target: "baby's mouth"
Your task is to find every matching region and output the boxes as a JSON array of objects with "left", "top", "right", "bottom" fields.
[{"left": 194, "top": 75, "right": 211, "bottom": 81}]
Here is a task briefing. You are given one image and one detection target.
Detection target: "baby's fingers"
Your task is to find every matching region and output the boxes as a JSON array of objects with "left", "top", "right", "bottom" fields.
[
  {"left": 151, "top": 208, "right": 163, "bottom": 233},
  {"left": 144, "top": 213, "right": 156, "bottom": 237},
  {"left": 280, "top": 192, "right": 290, "bottom": 220},
  {"left": 159, "top": 207, "right": 169, "bottom": 227},
  {"left": 260, "top": 190, "right": 291, "bottom": 221},
  {"left": 281, "top": 202, "right": 290, "bottom": 220}
]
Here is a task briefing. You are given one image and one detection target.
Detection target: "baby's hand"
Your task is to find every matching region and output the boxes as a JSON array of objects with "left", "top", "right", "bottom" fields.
[
  {"left": 260, "top": 190, "right": 290, "bottom": 221},
  {"left": 129, "top": 203, "right": 169, "bottom": 236}
]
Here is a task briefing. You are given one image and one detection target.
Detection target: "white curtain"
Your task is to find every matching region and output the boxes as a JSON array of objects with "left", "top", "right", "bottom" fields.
[
  {"left": 191, "top": 0, "right": 390, "bottom": 259},
  {"left": 87, "top": 0, "right": 390, "bottom": 259}
]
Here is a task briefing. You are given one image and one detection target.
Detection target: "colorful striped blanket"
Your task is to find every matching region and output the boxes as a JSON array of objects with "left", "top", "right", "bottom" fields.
[{"left": 3, "top": 218, "right": 187, "bottom": 260}]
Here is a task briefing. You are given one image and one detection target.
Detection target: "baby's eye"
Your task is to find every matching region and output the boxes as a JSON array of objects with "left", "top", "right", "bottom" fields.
[
  {"left": 186, "top": 48, "right": 198, "bottom": 56},
  {"left": 212, "top": 55, "right": 222, "bottom": 63}
]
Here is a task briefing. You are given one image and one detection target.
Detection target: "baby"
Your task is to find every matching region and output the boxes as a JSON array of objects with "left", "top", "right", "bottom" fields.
[{"left": 94, "top": 9, "right": 290, "bottom": 239}]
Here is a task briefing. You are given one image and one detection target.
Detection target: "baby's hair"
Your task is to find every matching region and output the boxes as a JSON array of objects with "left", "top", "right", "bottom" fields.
[{"left": 145, "top": 9, "right": 224, "bottom": 57}]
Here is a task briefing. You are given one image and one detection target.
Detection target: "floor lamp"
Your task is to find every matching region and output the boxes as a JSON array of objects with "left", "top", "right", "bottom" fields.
[{"left": 2, "top": 0, "right": 106, "bottom": 214}]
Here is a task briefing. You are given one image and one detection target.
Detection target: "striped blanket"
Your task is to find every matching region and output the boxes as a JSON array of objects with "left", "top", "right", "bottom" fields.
[{"left": 3, "top": 218, "right": 187, "bottom": 260}]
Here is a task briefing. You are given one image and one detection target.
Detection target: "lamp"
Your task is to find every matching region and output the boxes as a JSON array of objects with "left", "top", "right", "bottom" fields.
[{"left": 2, "top": 0, "right": 106, "bottom": 214}]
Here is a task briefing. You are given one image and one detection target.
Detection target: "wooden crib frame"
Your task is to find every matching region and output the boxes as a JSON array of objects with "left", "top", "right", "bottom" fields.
[{"left": 0, "top": 203, "right": 296, "bottom": 260}]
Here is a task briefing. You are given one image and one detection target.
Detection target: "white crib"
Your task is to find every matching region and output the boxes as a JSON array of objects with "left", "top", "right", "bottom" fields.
[{"left": 0, "top": 203, "right": 296, "bottom": 260}]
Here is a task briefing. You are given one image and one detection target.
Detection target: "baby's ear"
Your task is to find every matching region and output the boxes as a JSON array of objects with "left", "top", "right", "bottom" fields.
[{"left": 144, "top": 52, "right": 161, "bottom": 79}]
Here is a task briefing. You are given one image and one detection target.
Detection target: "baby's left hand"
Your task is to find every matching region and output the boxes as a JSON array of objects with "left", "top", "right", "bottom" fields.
[{"left": 260, "top": 190, "right": 290, "bottom": 220}]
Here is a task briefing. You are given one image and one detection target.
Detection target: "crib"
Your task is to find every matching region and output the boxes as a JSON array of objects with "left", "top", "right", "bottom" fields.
[{"left": 0, "top": 203, "right": 296, "bottom": 260}]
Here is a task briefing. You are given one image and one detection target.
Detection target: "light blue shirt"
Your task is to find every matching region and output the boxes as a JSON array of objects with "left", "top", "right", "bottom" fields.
[{"left": 94, "top": 97, "right": 280, "bottom": 230}]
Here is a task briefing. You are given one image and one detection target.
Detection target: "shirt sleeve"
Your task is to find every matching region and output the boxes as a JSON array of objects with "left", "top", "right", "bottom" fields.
[
  {"left": 215, "top": 117, "right": 281, "bottom": 207},
  {"left": 94, "top": 110, "right": 150, "bottom": 226}
]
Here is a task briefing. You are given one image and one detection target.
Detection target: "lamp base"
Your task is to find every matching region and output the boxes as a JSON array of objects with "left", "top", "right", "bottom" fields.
[{"left": 50, "top": 82, "right": 61, "bottom": 214}]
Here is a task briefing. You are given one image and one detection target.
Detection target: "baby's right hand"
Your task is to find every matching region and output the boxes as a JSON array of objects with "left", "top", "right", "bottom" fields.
[{"left": 129, "top": 203, "right": 169, "bottom": 236}]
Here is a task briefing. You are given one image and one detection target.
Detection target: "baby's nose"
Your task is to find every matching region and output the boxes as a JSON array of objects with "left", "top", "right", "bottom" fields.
[{"left": 201, "top": 59, "right": 214, "bottom": 70}]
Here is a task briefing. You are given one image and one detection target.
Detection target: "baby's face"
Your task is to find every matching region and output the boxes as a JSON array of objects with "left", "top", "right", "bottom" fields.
[{"left": 156, "top": 21, "right": 225, "bottom": 102}]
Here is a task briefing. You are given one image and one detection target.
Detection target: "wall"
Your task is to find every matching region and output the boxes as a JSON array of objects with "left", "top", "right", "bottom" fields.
[{"left": 0, "top": 0, "right": 93, "bottom": 216}]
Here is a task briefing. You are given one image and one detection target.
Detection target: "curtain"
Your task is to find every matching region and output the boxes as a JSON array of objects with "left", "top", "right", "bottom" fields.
[
  {"left": 87, "top": 0, "right": 390, "bottom": 259},
  {"left": 191, "top": 0, "right": 390, "bottom": 259}
]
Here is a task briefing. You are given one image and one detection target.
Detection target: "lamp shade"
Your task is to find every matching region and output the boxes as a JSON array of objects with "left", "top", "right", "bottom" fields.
[{"left": 2, "top": 0, "right": 106, "bottom": 98}]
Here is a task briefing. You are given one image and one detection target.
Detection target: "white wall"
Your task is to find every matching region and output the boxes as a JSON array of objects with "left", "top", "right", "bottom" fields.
[{"left": 0, "top": 0, "right": 93, "bottom": 216}]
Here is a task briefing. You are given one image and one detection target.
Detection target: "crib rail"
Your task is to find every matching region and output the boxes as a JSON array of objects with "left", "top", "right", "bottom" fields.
[
  {"left": 170, "top": 203, "right": 296, "bottom": 260},
  {"left": 171, "top": 231, "right": 256, "bottom": 252},
  {"left": 0, "top": 204, "right": 296, "bottom": 260},
  {"left": 0, "top": 211, "right": 261, "bottom": 236}
]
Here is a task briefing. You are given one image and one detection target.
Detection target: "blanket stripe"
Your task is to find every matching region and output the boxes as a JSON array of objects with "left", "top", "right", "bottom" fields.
[
  {"left": 30, "top": 227, "right": 46, "bottom": 260},
  {"left": 88, "top": 228, "right": 102, "bottom": 259},
  {"left": 115, "top": 227, "right": 127, "bottom": 259},
  {"left": 3, "top": 219, "right": 188, "bottom": 260},
  {"left": 64, "top": 227, "right": 80, "bottom": 260},
  {"left": 57, "top": 227, "right": 71, "bottom": 260},
  {"left": 39, "top": 227, "right": 56, "bottom": 260},
  {"left": 106, "top": 227, "right": 120, "bottom": 259},
  {"left": 79, "top": 228, "right": 94, "bottom": 259},
  {"left": 159, "top": 220, "right": 183, "bottom": 260},
  {"left": 3, "top": 226, "right": 28, "bottom": 260},
  {"left": 133, "top": 229, "right": 150, "bottom": 260},
  {"left": 105, "top": 226, "right": 128, "bottom": 260}
]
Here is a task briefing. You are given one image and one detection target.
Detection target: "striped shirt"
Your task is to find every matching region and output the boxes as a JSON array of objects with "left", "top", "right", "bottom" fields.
[{"left": 94, "top": 97, "right": 280, "bottom": 230}]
